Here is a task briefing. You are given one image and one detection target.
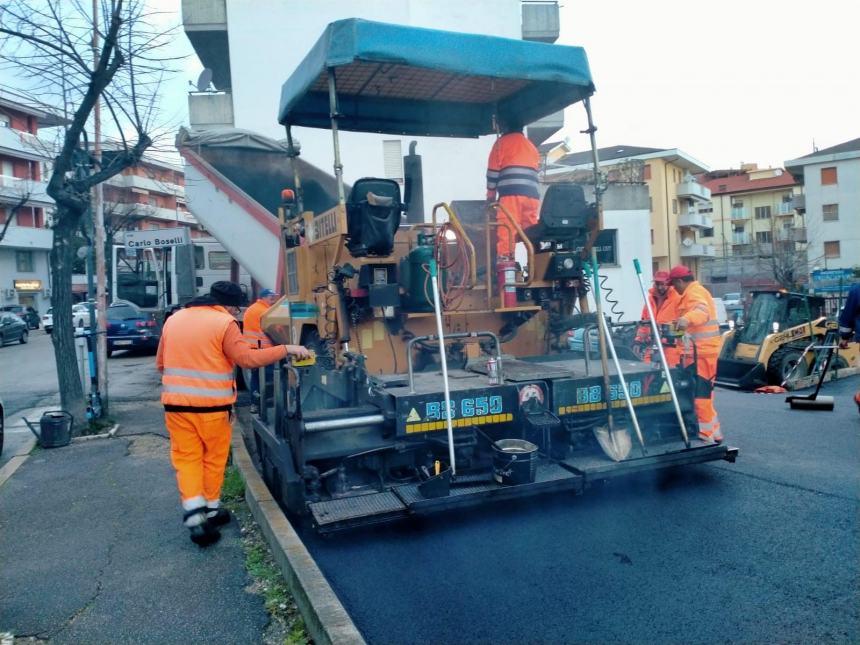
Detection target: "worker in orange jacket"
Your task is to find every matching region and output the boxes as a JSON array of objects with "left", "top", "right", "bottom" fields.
[
  {"left": 635, "top": 270, "right": 681, "bottom": 366},
  {"left": 486, "top": 116, "right": 540, "bottom": 259},
  {"left": 670, "top": 265, "right": 723, "bottom": 443},
  {"left": 243, "top": 288, "right": 280, "bottom": 412},
  {"left": 157, "top": 281, "right": 310, "bottom": 546}
]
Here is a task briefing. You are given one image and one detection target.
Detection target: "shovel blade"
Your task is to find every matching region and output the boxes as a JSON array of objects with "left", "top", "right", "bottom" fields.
[{"left": 594, "top": 424, "right": 632, "bottom": 462}]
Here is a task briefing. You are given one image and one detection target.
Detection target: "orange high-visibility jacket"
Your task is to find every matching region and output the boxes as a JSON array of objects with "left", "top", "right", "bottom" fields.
[
  {"left": 486, "top": 132, "right": 540, "bottom": 201},
  {"left": 242, "top": 299, "right": 273, "bottom": 348},
  {"left": 677, "top": 281, "right": 722, "bottom": 356},
  {"left": 641, "top": 286, "right": 680, "bottom": 326}
]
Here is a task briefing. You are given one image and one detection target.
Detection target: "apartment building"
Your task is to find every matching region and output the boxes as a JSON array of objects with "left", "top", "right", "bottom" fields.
[
  {"left": 697, "top": 165, "right": 804, "bottom": 292},
  {"left": 546, "top": 145, "right": 713, "bottom": 275},
  {"left": 785, "top": 138, "right": 860, "bottom": 276},
  {"left": 0, "top": 88, "right": 63, "bottom": 314}
]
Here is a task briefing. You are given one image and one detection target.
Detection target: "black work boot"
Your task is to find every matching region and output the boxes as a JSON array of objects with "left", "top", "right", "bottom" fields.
[
  {"left": 206, "top": 507, "right": 231, "bottom": 527},
  {"left": 184, "top": 508, "right": 221, "bottom": 547}
]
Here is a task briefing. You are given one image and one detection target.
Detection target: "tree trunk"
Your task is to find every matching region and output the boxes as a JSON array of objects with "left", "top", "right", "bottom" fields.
[{"left": 50, "top": 210, "right": 88, "bottom": 432}]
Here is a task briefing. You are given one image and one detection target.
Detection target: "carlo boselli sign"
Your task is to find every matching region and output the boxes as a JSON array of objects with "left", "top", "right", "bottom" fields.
[
  {"left": 124, "top": 227, "right": 190, "bottom": 249},
  {"left": 13, "top": 279, "right": 42, "bottom": 290}
]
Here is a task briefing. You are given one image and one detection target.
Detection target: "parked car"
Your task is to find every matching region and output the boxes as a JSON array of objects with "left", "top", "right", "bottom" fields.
[
  {"left": 72, "top": 302, "right": 97, "bottom": 328},
  {"left": 0, "top": 312, "right": 28, "bottom": 345},
  {"left": 0, "top": 394, "right": 4, "bottom": 456},
  {"left": 568, "top": 327, "right": 600, "bottom": 356},
  {"left": 0, "top": 305, "right": 39, "bottom": 329},
  {"left": 106, "top": 300, "right": 160, "bottom": 356},
  {"left": 42, "top": 308, "right": 53, "bottom": 334},
  {"left": 722, "top": 292, "right": 742, "bottom": 308}
]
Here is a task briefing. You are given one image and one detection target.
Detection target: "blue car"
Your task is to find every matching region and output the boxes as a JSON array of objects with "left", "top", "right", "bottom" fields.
[
  {"left": 568, "top": 327, "right": 600, "bottom": 356},
  {"left": 106, "top": 300, "right": 160, "bottom": 357}
]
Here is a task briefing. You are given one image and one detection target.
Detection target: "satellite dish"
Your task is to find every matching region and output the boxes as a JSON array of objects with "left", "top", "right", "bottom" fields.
[
  {"left": 76, "top": 246, "right": 89, "bottom": 259},
  {"left": 196, "top": 68, "right": 213, "bottom": 92},
  {"left": 682, "top": 238, "right": 694, "bottom": 247}
]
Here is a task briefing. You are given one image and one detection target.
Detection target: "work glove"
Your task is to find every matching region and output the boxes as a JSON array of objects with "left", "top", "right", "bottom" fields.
[
  {"left": 674, "top": 318, "right": 689, "bottom": 331},
  {"left": 285, "top": 344, "right": 312, "bottom": 360}
]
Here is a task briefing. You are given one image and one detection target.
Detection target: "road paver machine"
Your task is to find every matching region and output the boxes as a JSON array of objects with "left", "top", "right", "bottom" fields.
[{"left": 251, "top": 19, "right": 736, "bottom": 532}]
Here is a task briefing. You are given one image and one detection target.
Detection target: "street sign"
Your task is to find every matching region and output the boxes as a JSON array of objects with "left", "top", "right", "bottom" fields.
[
  {"left": 811, "top": 268, "right": 855, "bottom": 294},
  {"left": 124, "top": 227, "right": 190, "bottom": 249}
]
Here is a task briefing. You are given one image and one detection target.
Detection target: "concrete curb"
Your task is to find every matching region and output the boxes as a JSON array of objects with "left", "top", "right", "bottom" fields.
[
  {"left": 0, "top": 435, "right": 36, "bottom": 489},
  {"left": 231, "top": 423, "right": 366, "bottom": 645}
]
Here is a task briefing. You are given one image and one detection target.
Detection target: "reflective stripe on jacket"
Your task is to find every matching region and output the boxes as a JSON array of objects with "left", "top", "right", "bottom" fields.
[
  {"left": 486, "top": 132, "right": 540, "bottom": 200},
  {"left": 677, "top": 280, "right": 722, "bottom": 356},
  {"left": 640, "top": 286, "right": 680, "bottom": 326},
  {"left": 160, "top": 306, "right": 237, "bottom": 407},
  {"left": 242, "top": 299, "right": 273, "bottom": 348}
]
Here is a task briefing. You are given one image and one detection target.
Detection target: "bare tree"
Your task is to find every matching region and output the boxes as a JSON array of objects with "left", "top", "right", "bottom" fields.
[{"left": 0, "top": 0, "right": 174, "bottom": 429}]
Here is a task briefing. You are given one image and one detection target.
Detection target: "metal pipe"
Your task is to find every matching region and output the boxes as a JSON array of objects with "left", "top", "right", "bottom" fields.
[
  {"left": 285, "top": 125, "right": 304, "bottom": 214},
  {"left": 583, "top": 97, "right": 603, "bottom": 230},
  {"left": 327, "top": 68, "right": 346, "bottom": 205},
  {"left": 633, "top": 258, "right": 690, "bottom": 448},
  {"left": 429, "top": 258, "right": 457, "bottom": 475},
  {"left": 304, "top": 414, "right": 386, "bottom": 432},
  {"left": 407, "top": 331, "right": 503, "bottom": 393}
]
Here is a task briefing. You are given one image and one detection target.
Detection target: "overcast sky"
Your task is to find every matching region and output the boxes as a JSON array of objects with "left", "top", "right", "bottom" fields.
[
  {"left": 5, "top": 0, "right": 858, "bottom": 172},
  {"left": 556, "top": 0, "right": 860, "bottom": 169}
]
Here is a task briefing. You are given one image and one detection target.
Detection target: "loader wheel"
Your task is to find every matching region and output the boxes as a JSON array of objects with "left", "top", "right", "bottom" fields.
[{"left": 766, "top": 347, "right": 809, "bottom": 384}]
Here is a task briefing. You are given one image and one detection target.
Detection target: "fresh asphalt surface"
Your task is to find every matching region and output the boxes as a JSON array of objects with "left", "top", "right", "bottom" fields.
[{"left": 298, "top": 377, "right": 860, "bottom": 645}]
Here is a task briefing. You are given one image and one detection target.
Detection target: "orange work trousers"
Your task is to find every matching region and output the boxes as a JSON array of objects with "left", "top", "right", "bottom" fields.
[
  {"left": 644, "top": 344, "right": 681, "bottom": 368},
  {"left": 165, "top": 410, "right": 232, "bottom": 510},
  {"left": 496, "top": 195, "right": 540, "bottom": 258},
  {"left": 682, "top": 353, "right": 722, "bottom": 442}
]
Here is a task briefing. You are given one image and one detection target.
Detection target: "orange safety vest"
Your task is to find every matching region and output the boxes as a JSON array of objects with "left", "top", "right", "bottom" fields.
[
  {"left": 242, "top": 299, "right": 273, "bottom": 348},
  {"left": 640, "top": 286, "right": 680, "bottom": 326},
  {"left": 161, "top": 306, "right": 237, "bottom": 407},
  {"left": 486, "top": 132, "right": 540, "bottom": 200},
  {"left": 677, "top": 281, "right": 722, "bottom": 356}
]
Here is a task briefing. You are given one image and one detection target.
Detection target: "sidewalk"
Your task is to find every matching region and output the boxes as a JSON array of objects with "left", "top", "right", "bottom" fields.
[{"left": 0, "top": 399, "right": 270, "bottom": 645}]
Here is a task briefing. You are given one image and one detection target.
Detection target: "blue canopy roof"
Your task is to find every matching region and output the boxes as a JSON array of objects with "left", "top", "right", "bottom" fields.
[{"left": 278, "top": 19, "right": 595, "bottom": 138}]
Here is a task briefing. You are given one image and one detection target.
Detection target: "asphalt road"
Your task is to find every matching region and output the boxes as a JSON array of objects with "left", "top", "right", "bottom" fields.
[
  {"left": 298, "top": 378, "right": 860, "bottom": 645},
  {"left": 0, "top": 330, "right": 159, "bottom": 467}
]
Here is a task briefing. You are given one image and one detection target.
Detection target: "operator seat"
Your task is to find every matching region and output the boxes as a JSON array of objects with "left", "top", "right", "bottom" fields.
[
  {"left": 346, "top": 177, "right": 403, "bottom": 257},
  {"left": 526, "top": 182, "right": 597, "bottom": 250}
]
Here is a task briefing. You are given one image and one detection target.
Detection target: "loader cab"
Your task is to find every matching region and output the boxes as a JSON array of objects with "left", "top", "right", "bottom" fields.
[{"left": 735, "top": 291, "right": 821, "bottom": 346}]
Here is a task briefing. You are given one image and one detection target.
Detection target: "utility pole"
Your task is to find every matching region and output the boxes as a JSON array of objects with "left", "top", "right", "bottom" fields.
[{"left": 92, "top": 0, "right": 109, "bottom": 413}]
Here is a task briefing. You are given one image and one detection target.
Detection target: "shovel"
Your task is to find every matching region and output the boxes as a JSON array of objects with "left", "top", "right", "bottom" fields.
[{"left": 785, "top": 346, "right": 835, "bottom": 411}]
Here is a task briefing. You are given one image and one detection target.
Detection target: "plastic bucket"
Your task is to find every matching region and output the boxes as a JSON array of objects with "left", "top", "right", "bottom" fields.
[{"left": 492, "top": 438, "right": 538, "bottom": 485}]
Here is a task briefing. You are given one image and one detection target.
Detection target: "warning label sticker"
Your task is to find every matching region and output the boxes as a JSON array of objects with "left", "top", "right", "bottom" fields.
[{"left": 406, "top": 408, "right": 421, "bottom": 422}]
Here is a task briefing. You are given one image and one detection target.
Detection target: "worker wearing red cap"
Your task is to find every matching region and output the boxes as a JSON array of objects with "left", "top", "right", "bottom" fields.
[
  {"left": 669, "top": 265, "right": 724, "bottom": 443},
  {"left": 635, "top": 271, "right": 681, "bottom": 366},
  {"left": 486, "top": 116, "right": 540, "bottom": 258}
]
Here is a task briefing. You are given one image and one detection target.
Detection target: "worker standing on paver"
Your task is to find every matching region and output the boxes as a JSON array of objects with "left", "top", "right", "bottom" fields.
[
  {"left": 486, "top": 116, "right": 540, "bottom": 259},
  {"left": 669, "top": 265, "right": 723, "bottom": 443},
  {"left": 242, "top": 288, "right": 280, "bottom": 412},
  {"left": 635, "top": 270, "right": 681, "bottom": 366},
  {"left": 838, "top": 282, "right": 860, "bottom": 413},
  {"left": 157, "top": 281, "right": 310, "bottom": 546}
]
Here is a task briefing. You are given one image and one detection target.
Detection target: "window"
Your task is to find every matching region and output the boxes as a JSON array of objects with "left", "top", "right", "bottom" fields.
[
  {"left": 0, "top": 113, "right": 8, "bottom": 127},
  {"left": 672, "top": 199, "right": 678, "bottom": 214},
  {"left": 649, "top": 195, "right": 653, "bottom": 212},
  {"left": 824, "top": 241, "right": 840, "bottom": 258},
  {"left": 208, "top": 251, "right": 231, "bottom": 270},
  {"left": 755, "top": 231, "right": 772, "bottom": 243},
  {"left": 782, "top": 194, "right": 792, "bottom": 203},
  {"left": 702, "top": 227, "right": 714, "bottom": 237},
  {"left": 650, "top": 229, "right": 655, "bottom": 244},
  {"left": 16, "top": 250, "right": 34, "bottom": 272},
  {"left": 643, "top": 164, "right": 651, "bottom": 180},
  {"left": 193, "top": 245, "right": 205, "bottom": 270},
  {"left": 822, "top": 204, "right": 839, "bottom": 221},
  {"left": 820, "top": 167, "right": 837, "bottom": 185},
  {"left": 754, "top": 205, "right": 771, "bottom": 219},
  {"left": 147, "top": 196, "right": 159, "bottom": 207}
]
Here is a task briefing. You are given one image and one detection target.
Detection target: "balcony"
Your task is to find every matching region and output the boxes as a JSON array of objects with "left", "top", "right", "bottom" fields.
[
  {"left": 679, "top": 242, "right": 715, "bottom": 258},
  {"left": 110, "top": 202, "right": 197, "bottom": 225},
  {"left": 106, "top": 173, "right": 185, "bottom": 197},
  {"left": 676, "top": 179, "right": 711, "bottom": 203},
  {"left": 730, "top": 207, "right": 748, "bottom": 220},
  {"left": 188, "top": 92, "right": 234, "bottom": 129},
  {"left": 0, "top": 224, "right": 53, "bottom": 250},
  {"left": 0, "top": 175, "right": 52, "bottom": 207},
  {"left": 522, "top": 1, "right": 560, "bottom": 42},
  {"left": 0, "top": 126, "right": 53, "bottom": 161},
  {"left": 776, "top": 228, "right": 807, "bottom": 243},
  {"left": 775, "top": 202, "right": 794, "bottom": 216},
  {"left": 182, "top": 0, "right": 231, "bottom": 90},
  {"left": 791, "top": 194, "right": 805, "bottom": 213},
  {"left": 732, "top": 234, "right": 751, "bottom": 245},
  {"left": 678, "top": 211, "right": 713, "bottom": 229}
]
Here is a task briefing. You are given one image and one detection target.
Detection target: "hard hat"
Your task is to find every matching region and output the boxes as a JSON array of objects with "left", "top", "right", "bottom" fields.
[
  {"left": 260, "top": 288, "right": 279, "bottom": 298},
  {"left": 653, "top": 271, "right": 671, "bottom": 284},
  {"left": 669, "top": 265, "right": 693, "bottom": 280}
]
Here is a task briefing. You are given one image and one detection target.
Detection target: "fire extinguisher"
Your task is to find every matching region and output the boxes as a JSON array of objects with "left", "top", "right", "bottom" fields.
[{"left": 496, "top": 259, "right": 517, "bottom": 308}]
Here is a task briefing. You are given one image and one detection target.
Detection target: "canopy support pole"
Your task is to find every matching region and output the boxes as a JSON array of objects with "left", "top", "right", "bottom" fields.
[
  {"left": 285, "top": 125, "right": 304, "bottom": 214},
  {"left": 583, "top": 97, "right": 603, "bottom": 229},
  {"left": 327, "top": 68, "right": 346, "bottom": 205}
]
